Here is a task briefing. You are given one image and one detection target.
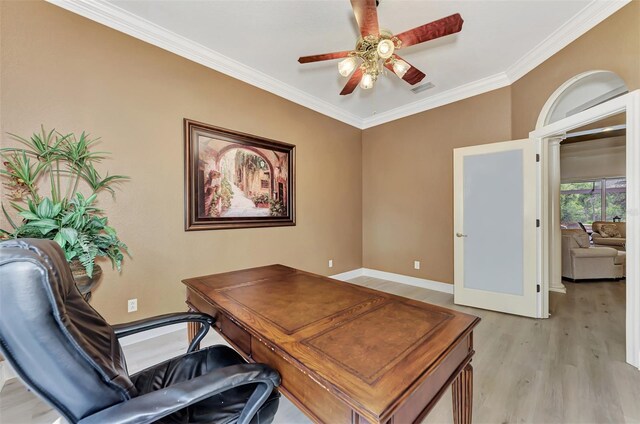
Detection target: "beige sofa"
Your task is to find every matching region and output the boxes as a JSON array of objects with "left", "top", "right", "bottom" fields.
[
  {"left": 562, "top": 229, "right": 625, "bottom": 280},
  {"left": 591, "top": 221, "right": 626, "bottom": 251}
]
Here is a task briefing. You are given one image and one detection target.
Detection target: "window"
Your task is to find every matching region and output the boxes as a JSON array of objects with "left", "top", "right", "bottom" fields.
[{"left": 560, "top": 178, "right": 626, "bottom": 229}]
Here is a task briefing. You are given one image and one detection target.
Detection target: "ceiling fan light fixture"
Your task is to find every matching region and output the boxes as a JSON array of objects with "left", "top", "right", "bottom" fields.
[
  {"left": 360, "top": 73, "right": 375, "bottom": 90},
  {"left": 392, "top": 59, "right": 410, "bottom": 79},
  {"left": 337, "top": 56, "right": 358, "bottom": 77},
  {"left": 377, "top": 39, "right": 394, "bottom": 59}
]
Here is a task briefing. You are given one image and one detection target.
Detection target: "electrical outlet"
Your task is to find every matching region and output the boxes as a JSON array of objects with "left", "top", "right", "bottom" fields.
[
  {"left": 127, "top": 298, "right": 137, "bottom": 313},
  {"left": 414, "top": 261, "right": 421, "bottom": 270},
  {"left": 328, "top": 259, "right": 333, "bottom": 268}
]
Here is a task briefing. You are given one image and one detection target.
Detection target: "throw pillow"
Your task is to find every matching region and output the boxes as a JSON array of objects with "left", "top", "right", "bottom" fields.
[
  {"left": 599, "top": 224, "right": 621, "bottom": 238},
  {"left": 572, "top": 232, "right": 590, "bottom": 248}
]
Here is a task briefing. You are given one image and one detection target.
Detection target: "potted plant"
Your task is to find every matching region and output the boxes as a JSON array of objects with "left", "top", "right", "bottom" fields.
[
  {"left": 0, "top": 127, "right": 129, "bottom": 300},
  {"left": 252, "top": 193, "right": 270, "bottom": 208}
]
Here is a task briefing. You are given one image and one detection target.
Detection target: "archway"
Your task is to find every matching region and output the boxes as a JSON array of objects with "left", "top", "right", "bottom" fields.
[
  {"left": 530, "top": 70, "right": 639, "bottom": 368},
  {"left": 214, "top": 145, "right": 276, "bottom": 217},
  {"left": 536, "top": 70, "right": 628, "bottom": 129}
]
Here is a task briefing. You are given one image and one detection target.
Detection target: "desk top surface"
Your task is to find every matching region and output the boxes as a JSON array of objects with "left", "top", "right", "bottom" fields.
[{"left": 183, "top": 265, "right": 479, "bottom": 420}]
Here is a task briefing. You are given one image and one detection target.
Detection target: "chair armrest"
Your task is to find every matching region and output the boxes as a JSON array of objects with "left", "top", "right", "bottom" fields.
[
  {"left": 78, "top": 363, "right": 280, "bottom": 424},
  {"left": 113, "top": 312, "right": 214, "bottom": 353}
]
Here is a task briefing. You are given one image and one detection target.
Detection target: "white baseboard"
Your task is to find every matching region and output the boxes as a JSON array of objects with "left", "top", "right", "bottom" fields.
[
  {"left": 118, "top": 324, "right": 185, "bottom": 346},
  {"left": 329, "top": 268, "right": 365, "bottom": 281},
  {"left": 0, "top": 360, "right": 16, "bottom": 390},
  {"left": 331, "top": 267, "right": 453, "bottom": 294}
]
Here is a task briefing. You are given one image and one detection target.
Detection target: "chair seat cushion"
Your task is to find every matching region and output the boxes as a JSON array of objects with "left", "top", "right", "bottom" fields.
[{"left": 130, "top": 345, "right": 279, "bottom": 424}]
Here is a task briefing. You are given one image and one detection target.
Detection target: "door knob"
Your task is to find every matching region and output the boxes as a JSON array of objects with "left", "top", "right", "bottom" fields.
[{"left": 456, "top": 233, "right": 467, "bottom": 238}]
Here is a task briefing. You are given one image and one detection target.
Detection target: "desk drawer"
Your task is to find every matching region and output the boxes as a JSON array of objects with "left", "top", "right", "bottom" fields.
[
  {"left": 216, "top": 313, "right": 252, "bottom": 357},
  {"left": 252, "top": 339, "right": 353, "bottom": 424},
  {"left": 186, "top": 288, "right": 252, "bottom": 357}
]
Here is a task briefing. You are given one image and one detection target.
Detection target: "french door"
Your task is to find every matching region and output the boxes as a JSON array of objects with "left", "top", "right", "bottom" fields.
[{"left": 453, "top": 139, "right": 539, "bottom": 317}]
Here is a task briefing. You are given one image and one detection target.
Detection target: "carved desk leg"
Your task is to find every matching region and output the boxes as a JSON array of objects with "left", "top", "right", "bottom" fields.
[
  {"left": 187, "top": 309, "right": 202, "bottom": 351},
  {"left": 452, "top": 363, "right": 473, "bottom": 424}
]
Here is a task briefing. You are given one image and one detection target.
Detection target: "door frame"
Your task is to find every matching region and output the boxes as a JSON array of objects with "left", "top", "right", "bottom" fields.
[{"left": 530, "top": 90, "right": 640, "bottom": 369}]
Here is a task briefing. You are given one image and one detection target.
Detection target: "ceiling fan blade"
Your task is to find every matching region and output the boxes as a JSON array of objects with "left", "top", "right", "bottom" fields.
[
  {"left": 340, "top": 68, "right": 364, "bottom": 95},
  {"left": 351, "top": 0, "right": 379, "bottom": 37},
  {"left": 395, "top": 13, "right": 463, "bottom": 48},
  {"left": 298, "top": 51, "right": 352, "bottom": 64},
  {"left": 384, "top": 55, "right": 426, "bottom": 85}
]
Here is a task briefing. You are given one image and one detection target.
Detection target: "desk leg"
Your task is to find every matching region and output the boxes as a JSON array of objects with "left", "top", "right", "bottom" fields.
[
  {"left": 187, "top": 310, "right": 202, "bottom": 351},
  {"left": 452, "top": 364, "right": 473, "bottom": 424}
]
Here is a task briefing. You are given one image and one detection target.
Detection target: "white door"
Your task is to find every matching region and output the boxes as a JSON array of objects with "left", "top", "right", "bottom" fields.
[{"left": 454, "top": 139, "right": 539, "bottom": 317}]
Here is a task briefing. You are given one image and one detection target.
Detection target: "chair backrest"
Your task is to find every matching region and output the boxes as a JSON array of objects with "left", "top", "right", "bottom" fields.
[{"left": 0, "top": 239, "right": 136, "bottom": 423}]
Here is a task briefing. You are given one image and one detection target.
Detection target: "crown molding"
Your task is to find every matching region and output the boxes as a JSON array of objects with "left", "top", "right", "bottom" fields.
[
  {"left": 361, "top": 72, "right": 512, "bottom": 128},
  {"left": 505, "top": 0, "right": 630, "bottom": 83},
  {"left": 46, "top": 0, "right": 365, "bottom": 129},
  {"left": 47, "top": 0, "right": 629, "bottom": 130}
]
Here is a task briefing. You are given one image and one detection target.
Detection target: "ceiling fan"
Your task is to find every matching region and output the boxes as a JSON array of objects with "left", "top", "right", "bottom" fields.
[{"left": 298, "top": 0, "right": 463, "bottom": 95}]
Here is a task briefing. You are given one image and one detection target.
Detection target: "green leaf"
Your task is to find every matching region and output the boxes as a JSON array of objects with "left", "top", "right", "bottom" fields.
[
  {"left": 37, "top": 198, "right": 54, "bottom": 219},
  {"left": 51, "top": 202, "right": 63, "bottom": 217},
  {"left": 60, "top": 227, "right": 78, "bottom": 246},
  {"left": 53, "top": 232, "right": 66, "bottom": 248},
  {"left": 18, "top": 211, "right": 40, "bottom": 221},
  {"left": 2, "top": 203, "right": 18, "bottom": 229}
]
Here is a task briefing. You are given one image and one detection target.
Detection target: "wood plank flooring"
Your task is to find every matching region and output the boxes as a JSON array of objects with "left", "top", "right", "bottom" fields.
[{"left": 1, "top": 277, "right": 638, "bottom": 424}]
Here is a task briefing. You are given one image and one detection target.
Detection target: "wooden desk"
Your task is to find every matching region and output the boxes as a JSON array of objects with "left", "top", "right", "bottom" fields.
[{"left": 182, "top": 265, "right": 480, "bottom": 424}]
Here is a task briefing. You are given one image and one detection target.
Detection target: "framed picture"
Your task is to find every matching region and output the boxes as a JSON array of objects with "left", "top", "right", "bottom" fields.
[{"left": 184, "top": 119, "right": 295, "bottom": 231}]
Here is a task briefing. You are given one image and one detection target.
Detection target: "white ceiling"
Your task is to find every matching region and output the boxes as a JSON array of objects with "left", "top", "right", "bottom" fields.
[{"left": 50, "top": 0, "right": 629, "bottom": 128}]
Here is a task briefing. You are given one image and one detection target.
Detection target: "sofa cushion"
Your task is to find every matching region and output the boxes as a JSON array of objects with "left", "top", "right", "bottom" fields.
[
  {"left": 599, "top": 224, "right": 621, "bottom": 238},
  {"left": 571, "top": 246, "right": 618, "bottom": 258},
  {"left": 593, "top": 237, "right": 626, "bottom": 247},
  {"left": 572, "top": 232, "right": 590, "bottom": 248}
]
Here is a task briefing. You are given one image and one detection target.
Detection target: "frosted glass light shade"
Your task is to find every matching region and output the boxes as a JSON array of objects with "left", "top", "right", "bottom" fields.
[
  {"left": 393, "top": 59, "right": 410, "bottom": 78},
  {"left": 338, "top": 57, "right": 357, "bottom": 77},
  {"left": 360, "top": 73, "right": 374, "bottom": 89},
  {"left": 377, "top": 39, "right": 394, "bottom": 59}
]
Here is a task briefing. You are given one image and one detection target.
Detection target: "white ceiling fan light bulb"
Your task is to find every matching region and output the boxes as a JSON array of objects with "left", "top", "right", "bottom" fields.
[
  {"left": 338, "top": 57, "right": 357, "bottom": 77},
  {"left": 360, "top": 73, "right": 374, "bottom": 90},
  {"left": 392, "top": 59, "right": 410, "bottom": 78},
  {"left": 377, "top": 39, "right": 394, "bottom": 59}
]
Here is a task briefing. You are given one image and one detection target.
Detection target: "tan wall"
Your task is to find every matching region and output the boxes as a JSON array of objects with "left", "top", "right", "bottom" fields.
[
  {"left": 511, "top": 1, "right": 640, "bottom": 138},
  {"left": 362, "top": 88, "right": 512, "bottom": 283},
  {"left": 363, "top": 2, "right": 640, "bottom": 284},
  {"left": 0, "top": 1, "right": 363, "bottom": 323}
]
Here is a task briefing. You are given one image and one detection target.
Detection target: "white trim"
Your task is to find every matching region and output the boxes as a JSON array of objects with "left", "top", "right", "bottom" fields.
[
  {"left": 505, "top": 1, "right": 630, "bottom": 83},
  {"left": 535, "top": 70, "right": 620, "bottom": 129},
  {"left": 531, "top": 90, "right": 640, "bottom": 369},
  {"left": 362, "top": 268, "right": 454, "bottom": 294},
  {"left": 45, "top": 0, "right": 364, "bottom": 129},
  {"left": 329, "top": 268, "right": 365, "bottom": 281},
  {"left": 331, "top": 267, "right": 454, "bottom": 294},
  {"left": 0, "top": 360, "right": 17, "bottom": 389},
  {"left": 46, "top": 0, "right": 629, "bottom": 129},
  {"left": 118, "top": 324, "right": 185, "bottom": 346},
  {"left": 362, "top": 73, "right": 511, "bottom": 128}
]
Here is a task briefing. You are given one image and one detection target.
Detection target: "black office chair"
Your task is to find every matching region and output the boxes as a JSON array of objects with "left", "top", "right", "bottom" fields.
[{"left": 0, "top": 239, "right": 280, "bottom": 424}]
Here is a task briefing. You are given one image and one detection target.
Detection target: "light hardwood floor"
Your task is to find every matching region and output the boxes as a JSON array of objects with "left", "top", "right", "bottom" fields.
[{"left": 1, "top": 277, "right": 638, "bottom": 424}]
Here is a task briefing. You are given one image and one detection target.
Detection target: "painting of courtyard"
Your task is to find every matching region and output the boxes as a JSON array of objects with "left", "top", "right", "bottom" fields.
[{"left": 197, "top": 135, "right": 290, "bottom": 219}]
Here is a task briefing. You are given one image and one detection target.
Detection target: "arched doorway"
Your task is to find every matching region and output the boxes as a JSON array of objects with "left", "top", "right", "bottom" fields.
[
  {"left": 531, "top": 70, "right": 639, "bottom": 368},
  {"left": 536, "top": 70, "right": 628, "bottom": 129}
]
